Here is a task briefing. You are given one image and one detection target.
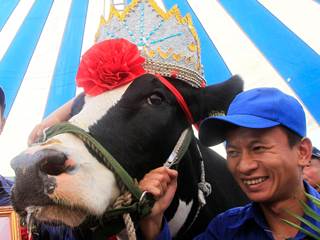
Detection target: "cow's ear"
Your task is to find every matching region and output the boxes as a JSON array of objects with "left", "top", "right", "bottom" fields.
[{"left": 191, "top": 75, "right": 244, "bottom": 122}]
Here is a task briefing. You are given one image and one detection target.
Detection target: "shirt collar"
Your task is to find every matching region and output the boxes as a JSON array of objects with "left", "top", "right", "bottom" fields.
[
  {"left": 227, "top": 202, "right": 268, "bottom": 229},
  {"left": 228, "top": 181, "right": 320, "bottom": 238}
]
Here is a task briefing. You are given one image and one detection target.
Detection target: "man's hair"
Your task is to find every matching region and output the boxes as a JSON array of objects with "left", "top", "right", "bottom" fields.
[
  {"left": 225, "top": 125, "right": 302, "bottom": 148},
  {"left": 282, "top": 126, "right": 302, "bottom": 148},
  {"left": 0, "top": 87, "right": 5, "bottom": 115}
]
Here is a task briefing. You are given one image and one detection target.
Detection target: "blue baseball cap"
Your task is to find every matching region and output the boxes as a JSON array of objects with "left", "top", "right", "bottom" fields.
[
  {"left": 199, "top": 87, "right": 306, "bottom": 146},
  {"left": 312, "top": 147, "right": 320, "bottom": 159}
]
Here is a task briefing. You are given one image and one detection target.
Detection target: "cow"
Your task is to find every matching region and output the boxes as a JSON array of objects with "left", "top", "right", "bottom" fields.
[{"left": 10, "top": 73, "right": 248, "bottom": 239}]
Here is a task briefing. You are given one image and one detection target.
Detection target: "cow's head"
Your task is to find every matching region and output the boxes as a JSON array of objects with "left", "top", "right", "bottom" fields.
[{"left": 10, "top": 39, "right": 243, "bottom": 228}]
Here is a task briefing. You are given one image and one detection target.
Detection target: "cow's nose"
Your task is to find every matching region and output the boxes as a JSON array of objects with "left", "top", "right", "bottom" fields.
[
  {"left": 11, "top": 149, "right": 68, "bottom": 211},
  {"left": 11, "top": 148, "right": 68, "bottom": 176},
  {"left": 39, "top": 149, "right": 68, "bottom": 176}
]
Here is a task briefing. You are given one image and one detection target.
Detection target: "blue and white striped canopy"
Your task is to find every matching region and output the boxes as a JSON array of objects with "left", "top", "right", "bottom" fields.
[{"left": 0, "top": 0, "right": 319, "bottom": 176}]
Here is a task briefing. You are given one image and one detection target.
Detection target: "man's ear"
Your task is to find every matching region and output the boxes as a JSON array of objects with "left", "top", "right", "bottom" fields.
[{"left": 298, "top": 137, "right": 312, "bottom": 167}]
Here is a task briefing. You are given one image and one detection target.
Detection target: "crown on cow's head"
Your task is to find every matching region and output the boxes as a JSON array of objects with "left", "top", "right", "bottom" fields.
[{"left": 96, "top": 0, "right": 205, "bottom": 88}]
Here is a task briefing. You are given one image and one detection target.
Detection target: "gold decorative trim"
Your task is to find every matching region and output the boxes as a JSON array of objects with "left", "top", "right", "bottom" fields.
[
  {"left": 172, "top": 53, "right": 183, "bottom": 62},
  {"left": 157, "top": 47, "right": 173, "bottom": 59},
  {"left": 143, "top": 59, "right": 205, "bottom": 88},
  {"left": 0, "top": 206, "right": 21, "bottom": 240},
  {"left": 185, "top": 56, "right": 195, "bottom": 64},
  {"left": 188, "top": 43, "right": 197, "bottom": 52},
  {"left": 96, "top": 0, "right": 202, "bottom": 71},
  {"left": 146, "top": 48, "right": 156, "bottom": 58}
]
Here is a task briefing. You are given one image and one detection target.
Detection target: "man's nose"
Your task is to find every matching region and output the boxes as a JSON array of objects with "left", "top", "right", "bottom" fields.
[{"left": 237, "top": 152, "right": 258, "bottom": 174}]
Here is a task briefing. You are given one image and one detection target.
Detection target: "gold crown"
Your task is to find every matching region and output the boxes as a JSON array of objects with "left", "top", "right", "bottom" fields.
[{"left": 96, "top": 0, "right": 205, "bottom": 88}]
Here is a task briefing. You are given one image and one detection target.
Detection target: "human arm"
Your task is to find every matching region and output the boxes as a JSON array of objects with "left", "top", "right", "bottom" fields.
[
  {"left": 138, "top": 167, "right": 178, "bottom": 240},
  {"left": 28, "top": 98, "right": 75, "bottom": 145}
]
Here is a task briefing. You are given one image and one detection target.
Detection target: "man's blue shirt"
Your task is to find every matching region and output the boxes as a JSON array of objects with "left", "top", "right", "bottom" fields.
[
  {"left": 0, "top": 175, "right": 13, "bottom": 206},
  {"left": 157, "top": 181, "right": 320, "bottom": 239}
]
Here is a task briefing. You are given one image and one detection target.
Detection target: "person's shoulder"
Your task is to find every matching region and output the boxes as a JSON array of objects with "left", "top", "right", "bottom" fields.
[
  {"left": 217, "top": 203, "right": 252, "bottom": 218},
  {"left": 210, "top": 202, "right": 253, "bottom": 227},
  {"left": 305, "top": 180, "right": 320, "bottom": 198},
  {"left": 195, "top": 203, "right": 254, "bottom": 239}
]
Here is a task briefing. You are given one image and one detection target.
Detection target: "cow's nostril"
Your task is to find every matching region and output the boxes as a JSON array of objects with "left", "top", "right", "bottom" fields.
[{"left": 39, "top": 151, "right": 68, "bottom": 176}]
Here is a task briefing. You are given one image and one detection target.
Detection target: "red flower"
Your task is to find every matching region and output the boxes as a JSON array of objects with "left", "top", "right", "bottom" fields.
[{"left": 76, "top": 39, "right": 146, "bottom": 96}]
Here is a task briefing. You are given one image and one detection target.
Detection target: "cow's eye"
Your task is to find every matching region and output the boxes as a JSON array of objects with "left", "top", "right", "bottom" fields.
[{"left": 147, "top": 94, "right": 163, "bottom": 105}]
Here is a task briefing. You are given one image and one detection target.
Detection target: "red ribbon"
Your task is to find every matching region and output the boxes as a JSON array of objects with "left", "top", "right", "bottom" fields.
[{"left": 155, "top": 74, "right": 199, "bottom": 130}]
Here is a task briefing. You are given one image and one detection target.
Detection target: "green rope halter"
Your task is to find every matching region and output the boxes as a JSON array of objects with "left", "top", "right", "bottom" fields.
[
  {"left": 40, "top": 122, "right": 193, "bottom": 238},
  {"left": 41, "top": 122, "right": 155, "bottom": 237}
]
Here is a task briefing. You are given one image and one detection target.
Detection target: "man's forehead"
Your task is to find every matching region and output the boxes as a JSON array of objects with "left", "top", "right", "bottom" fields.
[
  {"left": 226, "top": 127, "right": 268, "bottom": 139},
  {"left": 225, "top": 126, "right": 285, "bottom": 146}
]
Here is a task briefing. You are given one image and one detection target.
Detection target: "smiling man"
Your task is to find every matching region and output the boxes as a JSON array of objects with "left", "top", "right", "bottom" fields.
[
  {"left": 196, "top": 88, "right": 320, "bottom": 240},
  {"left": 139, "top": 87, "right": 320, "bottom": 240}
]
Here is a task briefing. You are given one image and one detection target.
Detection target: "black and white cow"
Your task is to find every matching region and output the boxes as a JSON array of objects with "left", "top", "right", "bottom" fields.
[{"left": 11, "top": 74, "right": 248, "bottom": 239}]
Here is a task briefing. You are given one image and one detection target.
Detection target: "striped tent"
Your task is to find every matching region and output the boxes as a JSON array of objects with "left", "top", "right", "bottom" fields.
[{"left": 0, "top": 0, "right": 319, "bottom": 176}]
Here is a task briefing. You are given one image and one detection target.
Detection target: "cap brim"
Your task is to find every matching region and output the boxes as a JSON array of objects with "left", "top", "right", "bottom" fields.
[{"left": 199, "top": 114, "right": 280, "bottom": 146}]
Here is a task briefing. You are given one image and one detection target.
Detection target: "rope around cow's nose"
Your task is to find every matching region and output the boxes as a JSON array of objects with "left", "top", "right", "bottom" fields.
[
  {"left": 39, "top": 122, "right": 197, "bottom": 240},
  {"left": 38, "top": 122, "right": 156, "bottom": 240},
  {"left": 112, "top": 190, "right": 137, "bottom": 240}
]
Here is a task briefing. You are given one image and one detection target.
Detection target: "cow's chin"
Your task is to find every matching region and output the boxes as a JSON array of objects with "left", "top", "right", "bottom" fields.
[{"left": 33, "top": 205, "right": 88, "bottom": 227}]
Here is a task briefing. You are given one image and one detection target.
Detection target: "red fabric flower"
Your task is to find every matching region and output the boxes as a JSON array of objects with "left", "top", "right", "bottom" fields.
[{"left": 76, "top": 38, "right": 146, "bottom": 96}]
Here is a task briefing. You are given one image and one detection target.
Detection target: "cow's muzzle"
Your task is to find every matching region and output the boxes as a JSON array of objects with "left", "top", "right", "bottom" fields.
[{"left": 11, "top": 148, "right": 69, "bottom": 212}]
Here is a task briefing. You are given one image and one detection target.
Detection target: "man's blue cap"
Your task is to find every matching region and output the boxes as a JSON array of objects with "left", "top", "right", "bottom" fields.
[
  {"left": 199, "top": 87, "right": 306, "bottom": 146},
  {"left": 312, "top": 147, "right": 320, "bottom": 159}
]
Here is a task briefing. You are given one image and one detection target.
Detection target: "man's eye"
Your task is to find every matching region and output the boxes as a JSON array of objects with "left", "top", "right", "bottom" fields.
[
  {"left": 227, "top": 150, "right": 239, "bottom": 158},
  {"left": 253, "top": 146, "right": 266, "bottom": 152}
]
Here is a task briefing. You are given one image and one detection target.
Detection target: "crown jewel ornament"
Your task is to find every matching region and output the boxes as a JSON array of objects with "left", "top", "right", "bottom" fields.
[{"left": 96, "top": 0, "right": 205, "bottom": 88}]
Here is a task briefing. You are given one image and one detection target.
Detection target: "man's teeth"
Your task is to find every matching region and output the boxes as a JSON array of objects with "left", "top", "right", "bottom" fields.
[{"left": 243, "top": 177, "right": 267, "bottom": 185}]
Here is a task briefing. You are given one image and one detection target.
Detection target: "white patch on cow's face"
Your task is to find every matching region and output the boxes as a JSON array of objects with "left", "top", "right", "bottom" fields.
[
  {"left": 168, "top": 200, "right": 193, "bottom": 236},
  {"left": 70, "top": 83, "right": 131, "bottom": 130},
  {"left": 47, "top": 134, "right": 120, "bottom": 214},
  {"left": 24, "top": 133, "right": 120, "bottom": 226},
  {"left": 20, "top": 84, "right": 132, "bottom": 226}
]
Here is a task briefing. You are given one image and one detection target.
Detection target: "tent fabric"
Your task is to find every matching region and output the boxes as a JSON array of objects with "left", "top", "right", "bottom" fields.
[{"left": 0, "top": 0, "right": 319, "bottom": 176}]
